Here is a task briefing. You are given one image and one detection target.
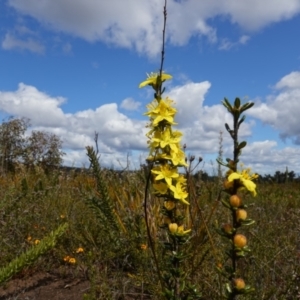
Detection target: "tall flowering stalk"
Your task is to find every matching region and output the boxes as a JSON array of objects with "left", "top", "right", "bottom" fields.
[
  {"left": 217, "top": 97, "right": 257, "bottom": 299},
  {"left": 140, "top": 73, "right": 200, "bottom": 299}
]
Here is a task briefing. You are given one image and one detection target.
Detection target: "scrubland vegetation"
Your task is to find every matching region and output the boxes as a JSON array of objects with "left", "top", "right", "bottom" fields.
[{"left": 0, "top": 138, "right": 299, "bottom": 299}]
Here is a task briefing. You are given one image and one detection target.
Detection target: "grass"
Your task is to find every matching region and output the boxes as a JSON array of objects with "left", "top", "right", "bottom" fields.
[{"left": 0, "top": 162, "right": 299, "bottom": 299}]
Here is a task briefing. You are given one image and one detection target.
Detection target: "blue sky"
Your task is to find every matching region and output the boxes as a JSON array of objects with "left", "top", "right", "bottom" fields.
[{"left": 0, "top": 0, "right": 300, "bottom": 175}]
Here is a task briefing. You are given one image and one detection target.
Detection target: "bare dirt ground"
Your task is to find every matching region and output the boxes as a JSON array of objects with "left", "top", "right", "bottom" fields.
[{"left": 0, "top": 270, "right": 90, "bottom": 300}]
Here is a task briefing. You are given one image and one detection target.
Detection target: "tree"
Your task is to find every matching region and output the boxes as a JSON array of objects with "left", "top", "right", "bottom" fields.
[
  {"left": 0, "top": 117, "right": 64, "bottom": 173},
  {"left": 23, "top": 130, "right": 65, "bottom": 170},
  {"left": 0, "top": 117, "right": 29, "bottom": 173}
]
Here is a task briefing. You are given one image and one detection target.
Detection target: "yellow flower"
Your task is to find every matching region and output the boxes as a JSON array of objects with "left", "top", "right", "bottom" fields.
[
  {"left": 177, "top": 225, "right": 191, "bottom": 236},
  {"left": 169, "top": 182, "right": 189, "bottom": 205},
  {"left": 153, "top": 181, "right": 169, "bottom": 195},
  {"left": 167, "top": 148, "right": 187, "bottom": 166},
  {"left": 144, "top": 99, "right": 177, "bottom": 126},
  {"left": 228, "top": 169, "right": 257, "bottom": 196},
  {"left": 68, "top": 257, "right": 76, "bottom": 264},
  {"left": 34, "top": 239, "right": 40, "bottom": 245},
  {"left": 151, "top": 128, "right": 182, "bottom": 153},
  {"left": 152, "top": 164, "right": 179, "bottom": 186},
  {"left": 27, "top": 236, "right": 32, "bottom": 242},
  {"left": 140, "top": 244, "right": 147, "bottom": 250},
  {"left": 168, "top": 223, "right": 191, "bottom": 235},
  {"left": 76, "top": 247, "right": 84, "bottom": 253},
  {"left": 139, "top": 72, "right": 172, "bottom": 88}
]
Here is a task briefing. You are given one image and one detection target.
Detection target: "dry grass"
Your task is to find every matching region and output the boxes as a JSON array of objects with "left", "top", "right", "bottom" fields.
[{"left": 0, "top": 165, "right": 299, "bottom": 299}]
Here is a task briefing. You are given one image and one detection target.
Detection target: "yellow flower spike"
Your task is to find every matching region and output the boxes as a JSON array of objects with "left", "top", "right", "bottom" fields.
[
  {"left": 164, "top": 200, "right": 176, "bottom": 210},
  {"left": 139, "top": 72, "right": 172, "bottom": 88},
  {"left": 151, "top": 165, "right": 179, "bottom": 186},
  {"left": 169, "top": 182, "right": 189, "bottom": 205},
  {"left": 169, "top": 223, "right": 178, "bottom": 234},
  {"left": 177, "top": 225, "right": 191, "bottom": 236}
]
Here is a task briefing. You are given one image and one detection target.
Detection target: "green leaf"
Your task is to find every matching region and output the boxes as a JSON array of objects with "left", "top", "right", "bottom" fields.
[
  {"left": 238, "top": 141, "right": 247, "bottom": 149},
  {"left": 225, "top": 283, "right": 232, "bottom": 294},
  {"left": 222, "top": 98, "right": 233, "bottom": 112},
  {"left": 216, "top": 158, "right": 229, "bottom": 167},
  {"left": 221, "top": 199, "right": 231, "bottom": 209},
  {"left": 238, "top": 115, "right": 246, "bottom": 128},
  {"left": 234, "top": 97, "right": 241, "bottom": 109},
  {"left": 225, "top": 123, "right": 231, "bottom": 132},
  {"left": 240, "top": 219, "right": 255, "bottom": 226},
  {"left": 240, "top": 102, "right": 254, "bottom": 113}
]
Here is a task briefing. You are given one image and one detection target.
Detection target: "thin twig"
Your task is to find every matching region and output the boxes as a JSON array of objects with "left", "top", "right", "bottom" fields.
[{"left": 158, "top": 0, "right": 167, "bottom": 95}]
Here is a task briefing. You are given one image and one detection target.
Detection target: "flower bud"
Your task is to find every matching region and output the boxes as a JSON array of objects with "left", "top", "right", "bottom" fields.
[
  {"left": 164, "top": 201, "right": 175, "bottom": 210},
  {"left": 169, "top": 223, "right": 178, "bottom": 234},
  {"left": 189, "top": 155, "right": 195, "bottom": 162},
  {"left": 230, "top": 195, "right": 242, "bottom": 207},
  {"left": 236, "top": 209, "right": 247, "bottom": 221},
  {"left": 233, "top": 234, "right": 247, "bottom": 248},
  {"left": 222, "top": 223, "right": 233, "bottom": 234},
  {"left": 233, "top": 278, "right": 246, "bottom": 290},
  {"left": 224, "top": 180, "right": 234, "bottom": 190}
]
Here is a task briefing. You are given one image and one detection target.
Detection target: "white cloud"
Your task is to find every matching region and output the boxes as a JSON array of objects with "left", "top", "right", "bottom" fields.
[
  {"left": 0, "top": 83, "right": 147, "bottom": 164},
  {"left": 219, "top": 35, "right": 250, "bottom": 50},
  {"left": 2, "top": 33, "right": 45, "bottom": 54},
  {"left": 242, "top": 141, "right": 300, "bottom": 175},
  {"left": 274, "top": 71, "right": 300, "bottom": 90},
  {"left": 167, "top": 81, "right": 254, "bottom": 154},
  {"left": 7, "top": 0, "right": 300, "bottom": 56},
  {"left": 0, "top": 83, "right": 66, "bottom": 126},
  {"left": 0, "top": 80, "right": 299, "bottom": 173},
  {"left": 120, "top": 97, "right": 141, "bottom": 111},
  {"left": 248, "top": 71, "right": 300, "bottom": 144}
]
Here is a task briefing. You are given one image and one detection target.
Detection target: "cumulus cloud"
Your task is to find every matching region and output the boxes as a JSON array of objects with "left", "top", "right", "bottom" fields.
[
  {"left": 2, "top": 33, "right": 45, "bottom": 54},
  {"left": 248, "top": 71, "right": 300, "bottom": 144},
  {"left": 7, "top": 0, "right": 300, "bottom": 56},
  {"left": 120, "top": 97, "right": 141, "bottom": 111},
  {"left": 0, "top": 83, "right": 147, "bottom": 165},
  {"left": 0, "top": 79, "right": 298, "bottom": 172},
  {"left": 241, "top": 141, "right": 300, "bottom": 175}
]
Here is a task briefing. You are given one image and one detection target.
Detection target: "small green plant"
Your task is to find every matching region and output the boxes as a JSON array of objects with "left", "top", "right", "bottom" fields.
[{"left": 0, "top": 222, "right": 68, "bottom": 284}]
